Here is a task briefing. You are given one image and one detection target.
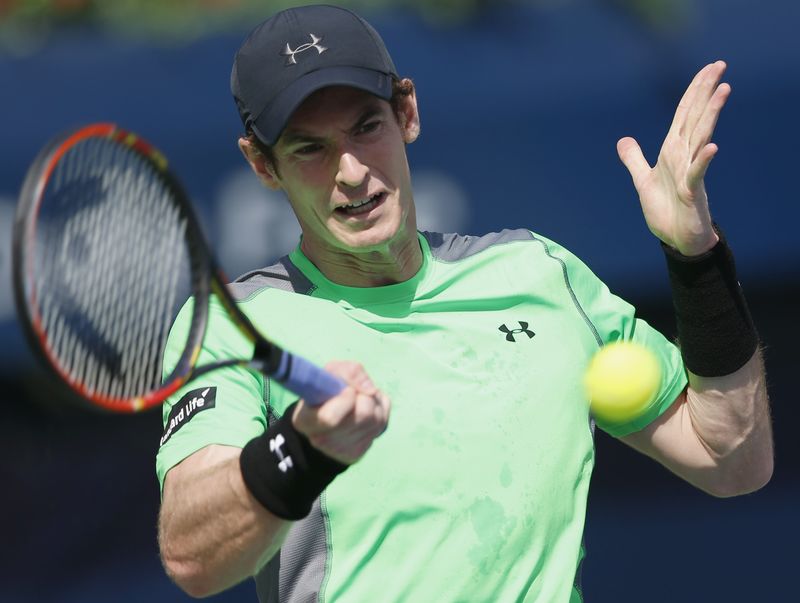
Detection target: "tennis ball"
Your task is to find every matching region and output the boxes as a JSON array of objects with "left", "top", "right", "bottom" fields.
[{"left": 584, "top": 341, "right": 661, "bottom": 423}]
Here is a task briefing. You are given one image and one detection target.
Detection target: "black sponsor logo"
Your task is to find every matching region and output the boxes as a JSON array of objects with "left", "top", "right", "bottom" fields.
[
  {"left": 159, "top": 386, "right": 217, "bottom": 446},
  {"left": 499, "top": 321, "right": 535, "bottom": 342}
]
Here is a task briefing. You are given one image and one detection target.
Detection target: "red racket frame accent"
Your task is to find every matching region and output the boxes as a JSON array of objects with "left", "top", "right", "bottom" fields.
[{"left": 14, "top": 124, "right": 210, "bottom": 412}]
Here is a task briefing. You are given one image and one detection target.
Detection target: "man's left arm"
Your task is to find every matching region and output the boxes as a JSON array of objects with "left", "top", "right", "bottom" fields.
[
  {"left": 622, "top": 352, "right": 772, "bottom": 496},
  {"left": 615, "top": 60, "right": 774, "bottom": 496}
]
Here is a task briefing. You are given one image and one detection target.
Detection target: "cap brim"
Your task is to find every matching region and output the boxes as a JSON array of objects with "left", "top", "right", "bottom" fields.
[{"left": 250, "top": 66, "right": 394, "bottom": 146}]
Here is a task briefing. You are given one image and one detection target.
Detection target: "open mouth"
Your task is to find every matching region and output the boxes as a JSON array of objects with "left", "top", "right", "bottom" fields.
[{"left": 336, "top": 192, "right": 387, "bottom": 217}]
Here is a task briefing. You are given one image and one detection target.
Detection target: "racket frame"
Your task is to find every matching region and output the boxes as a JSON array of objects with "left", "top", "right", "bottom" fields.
[{"left": 13, "top": 124, "right": 279, "bottom": 412}]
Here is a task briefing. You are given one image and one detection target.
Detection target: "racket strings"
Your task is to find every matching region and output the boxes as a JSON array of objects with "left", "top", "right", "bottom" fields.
[{"left": 32, "top": 137, "right": 192, "bottom": 401}]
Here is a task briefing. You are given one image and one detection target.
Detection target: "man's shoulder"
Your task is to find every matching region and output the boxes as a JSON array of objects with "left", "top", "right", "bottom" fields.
[
  {"left": 228, "top": 256, "right": 315, "bottom": 302},
  {"left": 421, "top": 228, "right": 537, "bottom": 262}
]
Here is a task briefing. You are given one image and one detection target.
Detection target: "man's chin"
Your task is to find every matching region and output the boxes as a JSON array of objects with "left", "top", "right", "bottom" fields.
[{"left": 334, "top": 223, "right": 402, "bottom": 251}]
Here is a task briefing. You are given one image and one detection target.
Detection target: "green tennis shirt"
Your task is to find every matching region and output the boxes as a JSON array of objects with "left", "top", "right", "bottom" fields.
[{"left": 156, "top": 229, "right": 687, "bottom": 603}]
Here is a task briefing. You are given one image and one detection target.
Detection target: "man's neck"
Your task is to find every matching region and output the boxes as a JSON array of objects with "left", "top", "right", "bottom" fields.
[{"left": 300, "top": 233, "right": 423, "bottom": 288}]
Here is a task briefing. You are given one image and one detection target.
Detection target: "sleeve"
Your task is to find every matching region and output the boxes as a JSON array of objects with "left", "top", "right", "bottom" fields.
[
  {"left": 155, "top": 295, "right": 268, "bottom": 491},
  {"left": 535, "top": 233, "right": 688, "bottom": 438}
]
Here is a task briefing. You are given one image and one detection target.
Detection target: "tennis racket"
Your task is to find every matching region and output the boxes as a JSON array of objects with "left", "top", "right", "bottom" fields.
[{"left": 13, "top": 123, "right": 346, "bottom": 413}]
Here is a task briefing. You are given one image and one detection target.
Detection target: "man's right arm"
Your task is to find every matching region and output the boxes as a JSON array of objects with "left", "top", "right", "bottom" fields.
[
  {"left": 159, "top": 444, "right": 291, "bottom": 598},
  {"left": 158, "top": 361, "right": 390, "bottom": 598}
]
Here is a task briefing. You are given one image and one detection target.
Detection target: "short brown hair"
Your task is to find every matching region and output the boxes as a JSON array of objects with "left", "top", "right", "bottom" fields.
[{"left": 245, "top": 77, "right": 415, "bottom": 178}]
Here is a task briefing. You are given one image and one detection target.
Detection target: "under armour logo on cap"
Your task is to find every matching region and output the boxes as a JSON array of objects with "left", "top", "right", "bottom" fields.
[
  {"left": 231, "top": 5, "right": 398, "bottom": 146},
  {"left": 499, "top": 321, "right": 536, "bottom": 343},
  {"left": 282, "top": 33, "right": 327, "bottom": 65}
]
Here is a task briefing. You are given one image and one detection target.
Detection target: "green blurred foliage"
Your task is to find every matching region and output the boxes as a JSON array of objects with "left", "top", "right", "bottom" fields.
[{"left": 0, "top": 0, "right": 692, "bottom": 53}]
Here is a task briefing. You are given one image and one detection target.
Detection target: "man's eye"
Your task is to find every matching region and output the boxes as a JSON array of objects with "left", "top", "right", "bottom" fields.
[
  {"left": 296, "top": 143, "right": 322, "bottom": 155},
  {"left": 358, "top": 121, "right": 380, "bottom": 135}
]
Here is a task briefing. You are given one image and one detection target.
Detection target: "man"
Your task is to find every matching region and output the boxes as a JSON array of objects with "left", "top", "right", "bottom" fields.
[{"left": 156, "top": 5, "right": 773, "bottom": 602}]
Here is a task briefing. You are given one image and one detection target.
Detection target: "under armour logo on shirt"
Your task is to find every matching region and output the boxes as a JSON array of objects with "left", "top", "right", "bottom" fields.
[
  {"left": 282, "top": 33, "right": 327, "bottom": 65},
  {"left": 270, "top": 433, "right": 294, "bottom": 472},
  {"left": 499, "top": 321, "right": 536, "bottom": 342}
]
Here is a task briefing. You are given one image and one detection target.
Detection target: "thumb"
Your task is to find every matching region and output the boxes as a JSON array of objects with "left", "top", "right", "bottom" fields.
[{"left": 616, "top": 137, "right": 651, "bottom": 190}]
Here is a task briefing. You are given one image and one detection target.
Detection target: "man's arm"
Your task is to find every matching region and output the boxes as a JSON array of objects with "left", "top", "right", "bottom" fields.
[
  {"left": 615, "top": 61, "right": 774, "bottom": 494},
  {"left": 159, "top": 362, "right": 390, "bottom": 598},
  {"left": 622, "top": 351, "right": 773, "bottom": 496},
  {"left": 159, "top": 444, "right": 291, "bottom": 598}
]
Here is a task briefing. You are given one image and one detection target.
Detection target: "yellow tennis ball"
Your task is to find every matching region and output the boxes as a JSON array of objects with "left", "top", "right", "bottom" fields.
[{"left": 584, "top": 341, "right": 661, "bottom": 423}]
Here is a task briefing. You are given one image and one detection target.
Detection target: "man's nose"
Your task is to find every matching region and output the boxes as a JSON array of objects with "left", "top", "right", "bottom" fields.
[{"left": 335, "top": 152, "right": 369, "bottom": 188}]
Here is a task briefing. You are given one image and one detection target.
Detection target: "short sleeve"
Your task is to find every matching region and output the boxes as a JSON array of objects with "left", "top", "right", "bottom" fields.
[
  {"left": 155, "top": 295, "right": 268, "bottom": 490},
  {"left": 537, "top": 234, "right": 688, "bottom": 437}
]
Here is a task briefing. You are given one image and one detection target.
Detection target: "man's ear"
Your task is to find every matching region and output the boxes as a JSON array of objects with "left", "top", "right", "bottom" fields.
[
  {"left": 238, "top": 137, "right": 281, "bottom": 190},
  {"left": 396, "top": 82, "right": 420, "bottom": 144}
]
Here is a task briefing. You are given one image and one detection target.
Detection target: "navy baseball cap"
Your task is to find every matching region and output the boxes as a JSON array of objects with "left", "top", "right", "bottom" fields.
[{"left": 231, "top": 4, "right": 399, "bottom": 146}]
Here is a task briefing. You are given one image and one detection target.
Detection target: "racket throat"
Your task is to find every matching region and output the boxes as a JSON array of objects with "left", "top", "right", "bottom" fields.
[{"left": 251, "top": 340, "right": 288, "bottom": 378}]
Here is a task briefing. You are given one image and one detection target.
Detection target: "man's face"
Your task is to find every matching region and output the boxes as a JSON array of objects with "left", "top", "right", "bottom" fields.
[{"left": 268, "top": 86, "right": 418, "bottom": 259}]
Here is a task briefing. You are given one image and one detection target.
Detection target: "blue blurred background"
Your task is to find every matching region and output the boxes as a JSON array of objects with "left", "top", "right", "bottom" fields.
[{"left": 1, "top": 0, "right": 797, "bottom": 601}]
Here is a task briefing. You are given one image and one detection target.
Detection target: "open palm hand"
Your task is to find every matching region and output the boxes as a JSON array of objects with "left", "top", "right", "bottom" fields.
[{"left": 617, "top": 61, "right": 731, "bottom": 256}]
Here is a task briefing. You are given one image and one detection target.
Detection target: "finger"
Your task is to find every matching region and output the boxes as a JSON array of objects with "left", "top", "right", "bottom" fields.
[
  {"left": 375, "top": 391, "right": 391, "bottom": 426},
  {"left": 366, "top": 391, "right": 390, "bottom": 435},
  {"left": 668, "top": 63, "right": 714, "bottom": 135},
  {"left": 616, "top": 137, "right": 651, "bottom": 190},
  {"left": 337, "top": 390, "right": 388, "bottom": 438},
  {"left": 682, "top": 61, "right": 727, "bottom": 137},
  {"left": 687, "top": 142, "right": 718, "bottom": 187},
  {"left": 374, "top": 392, "right": 391, "bottom": 436},
  {"left": 353, "top": 389, "right": 381, "bottom": 422},
  {"left": 311, "top": 393, "right": 385, "bottom": 450},
  {"left": 689, "top": 82, "right": 730, "bottom": 161},
  {"left": 296, "top": 384, "right": 357, "bottom": 433},
  {"left": 325, "top": 360, "right": 378, "bottom": 395}
]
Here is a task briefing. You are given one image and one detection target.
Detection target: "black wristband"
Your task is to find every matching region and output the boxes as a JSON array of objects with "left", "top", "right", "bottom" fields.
[
  {"left": 240, "top": 402, "right": 347, "bottom": 520},
  {"left": 662, "top": 229, "right": 759, "bottom": 377}
]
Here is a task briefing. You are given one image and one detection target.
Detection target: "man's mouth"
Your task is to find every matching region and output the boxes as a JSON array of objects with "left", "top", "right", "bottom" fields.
[{"left": 336, "top": 192, "right": 387, "bottom": 216}]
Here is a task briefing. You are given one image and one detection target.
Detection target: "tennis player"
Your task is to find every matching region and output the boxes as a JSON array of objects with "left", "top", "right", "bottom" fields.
[{"left": 156, "top": 5, "right": 773, "bottom": 601}]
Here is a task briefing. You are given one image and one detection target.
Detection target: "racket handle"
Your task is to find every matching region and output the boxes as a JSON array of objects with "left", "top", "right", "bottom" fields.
[{"left": 276, "top": 352, "right": 347, "bottom": 407}]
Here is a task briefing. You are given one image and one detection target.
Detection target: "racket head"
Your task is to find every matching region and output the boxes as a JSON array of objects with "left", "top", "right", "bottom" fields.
[{"left": 13, "top": 124, "right": 212, "bottom": 412}]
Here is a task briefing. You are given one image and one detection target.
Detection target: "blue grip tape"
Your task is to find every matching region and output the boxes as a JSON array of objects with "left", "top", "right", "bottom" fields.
[{"left": 279, "top": 353, "right": 346, "bottom": 407}]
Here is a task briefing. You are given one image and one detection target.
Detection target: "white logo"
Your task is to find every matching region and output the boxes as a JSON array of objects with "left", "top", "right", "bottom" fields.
[
  {"left": 159, "top": 386, "right": 216, "bottom": 447},
  {"left": 282, "top": 33, "right": 327, "bottom": 65},
  {"left": 269, "top": 433, "right": 294, "bottom": 472}
]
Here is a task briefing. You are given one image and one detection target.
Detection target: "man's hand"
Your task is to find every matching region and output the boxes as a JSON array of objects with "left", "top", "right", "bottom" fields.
[
  {"left": 617, "top": 61, "right": 731, "bottom": 257},
  {"left": 293, "top": 361, "right": 390, "bottom": 465}
]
